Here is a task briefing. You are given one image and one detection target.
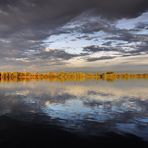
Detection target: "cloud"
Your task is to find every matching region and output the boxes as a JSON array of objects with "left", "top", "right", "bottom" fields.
[
  {"left": 0, "top": 0, "right": 147, "bottom": 37},
  {"left": 83, "top": 45, "right": 113, "bottom": 53},
  {"left": 0, "top": 0, "right": 147, "bottom": 71},
  {"left": 33, "top": 49, "right": 80, "bottom": 60},
  {"left": 86, "top": 57, "right": 116, "bottom": 62}
]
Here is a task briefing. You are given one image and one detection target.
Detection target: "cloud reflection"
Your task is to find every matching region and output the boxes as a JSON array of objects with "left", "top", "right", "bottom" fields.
[{"left": 0, "top": 80, "right": 147, "bottom": 140}]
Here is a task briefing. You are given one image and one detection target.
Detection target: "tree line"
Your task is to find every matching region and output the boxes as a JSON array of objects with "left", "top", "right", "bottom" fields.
[{"left": 0, "top": 72, "right": 148, "bottom": 82}]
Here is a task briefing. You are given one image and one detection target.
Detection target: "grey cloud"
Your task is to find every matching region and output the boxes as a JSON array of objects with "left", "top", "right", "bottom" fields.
[
  {"left": 105, "top": 33, "right": 133, "bottom": 42},
  {"left": 83, "top": 41, "right": 148, "bottom": 58},
  {"left": 83, "top": 45, "right": 113, "bottom": 53},
  {"left": 0, "top": 0, "right": 147, "bottom": 37},
  {"left": 32, "top": 50, "right": 79, "bottom": 60},
  {"left": 86, "top": 57, "right": 116, "bottom": 62}
]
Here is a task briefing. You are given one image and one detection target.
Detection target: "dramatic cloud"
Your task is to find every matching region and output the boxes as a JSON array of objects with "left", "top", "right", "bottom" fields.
[{"left": 0, "top": 0, "right": 148, "bottom": 71}]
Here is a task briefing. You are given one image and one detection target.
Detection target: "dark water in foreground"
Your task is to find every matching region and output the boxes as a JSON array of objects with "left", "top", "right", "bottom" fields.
[{"left": 0, "top": 80, "right": 148, "bottom": 147}]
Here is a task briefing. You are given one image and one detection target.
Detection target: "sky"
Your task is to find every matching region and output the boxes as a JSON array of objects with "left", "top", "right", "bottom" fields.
[{"left": 0, "top": 0, "right": 148, "bottom": 72}]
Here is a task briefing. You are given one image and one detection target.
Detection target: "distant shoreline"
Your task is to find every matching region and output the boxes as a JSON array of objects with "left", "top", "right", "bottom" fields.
[{"left": 0, "top": 72, "right": 148, "bottom": 82}]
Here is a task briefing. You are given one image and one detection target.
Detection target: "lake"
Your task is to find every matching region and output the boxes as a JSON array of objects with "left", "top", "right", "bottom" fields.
[{"left": 0, "top": 80, "right": 148, "bottom": 147}]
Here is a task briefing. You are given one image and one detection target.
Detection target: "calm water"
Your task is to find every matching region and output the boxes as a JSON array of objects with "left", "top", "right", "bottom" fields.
[{"left": 0, "top": 80, "right": 148, "bottom": 146}]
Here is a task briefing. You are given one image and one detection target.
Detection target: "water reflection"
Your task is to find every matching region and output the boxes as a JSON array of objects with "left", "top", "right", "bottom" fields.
[{"left": 0, "top": 80, "right": 148, "bottom": 141}]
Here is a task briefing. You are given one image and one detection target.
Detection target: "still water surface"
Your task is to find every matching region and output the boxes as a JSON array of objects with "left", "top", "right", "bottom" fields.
[{"left": 0, "top": 80, "right": 148, "bottom": 145}]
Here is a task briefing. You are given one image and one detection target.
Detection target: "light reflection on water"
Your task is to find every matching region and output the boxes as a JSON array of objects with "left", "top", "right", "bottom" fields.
[{"left": 0, "top": 80, "right": 148, "bottom": 140}]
